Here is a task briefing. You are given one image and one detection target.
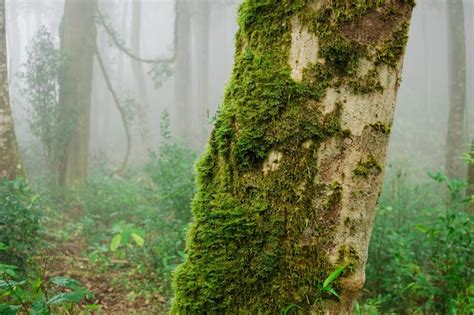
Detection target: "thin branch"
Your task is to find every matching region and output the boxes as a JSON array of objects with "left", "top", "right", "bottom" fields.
[
  {"left": 96, "top": 7, "right": 175, "bottom": 64},
  {"left": 95, "top": 47, "right": 131, "bottom": 174}
]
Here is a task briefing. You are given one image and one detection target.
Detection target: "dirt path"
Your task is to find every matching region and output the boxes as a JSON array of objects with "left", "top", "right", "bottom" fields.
[{"left": 42, "top": 238, "right": 166, "bottom": 314}]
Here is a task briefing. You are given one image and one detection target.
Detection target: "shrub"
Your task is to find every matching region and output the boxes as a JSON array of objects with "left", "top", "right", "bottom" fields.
[
  {"left": 0, "top": 177, "right": 42, "bottom": 268},
  {"left": 361, "top": 166, "right": 474, "bottom": 314}
]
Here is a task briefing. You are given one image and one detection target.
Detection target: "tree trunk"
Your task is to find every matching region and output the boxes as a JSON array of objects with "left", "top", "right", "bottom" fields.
[
  {"left": 445, "top": 0, "right": 466, "bottom": 179},
  {"left": 0, "top": 0, "right": 23, "bottom": 179},
  {"left": 174, "top": 0, "right": 192, "bottom": 145},
  {"left": 171, "top": 1, "right": 414, "bottom": 313},
  {"left": 58, "top": 0, "right": 97, "bottom": 188},
  {"left": 131, "top": 0, "right": 150, "bottom": 144},
  {"left": 191, "top": 0, "right": 210, "bottom": 150}
]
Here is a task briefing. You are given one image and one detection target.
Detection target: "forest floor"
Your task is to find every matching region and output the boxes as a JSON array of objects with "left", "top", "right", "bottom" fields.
[{"left": 41, "top": 236, "right": 167, "bottom": 314}]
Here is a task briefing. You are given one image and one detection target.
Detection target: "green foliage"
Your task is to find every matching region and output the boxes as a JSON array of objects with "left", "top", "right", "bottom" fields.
[
  {"left": 145, "top": 111, "right": 197, "bottom": 223},
  {"left": 0, "top": 250, "right": 94, "bottom": 315},
  {"left": 109, "top": 222, "right": 145, "bottom": 255},
  {"left": 361, "top": 166, "right": 474, "bottom": 314},
  {"left": 0, "top": 178, "right": 41, "bottom": 268},
  {"left": 62, "top": 112, "right": 197, "bottom": 300},
  {"left": 20, "top": 27, "right": 69, "bottom": 183},
  {"left": 319, "top": 264, "right": 348, "bottom": 299}
]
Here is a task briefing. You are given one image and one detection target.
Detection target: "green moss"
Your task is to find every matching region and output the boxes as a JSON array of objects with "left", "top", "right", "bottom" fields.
[
  {"left": 370, "top": 121, "right": 392, "bottom": 134},
  {"left": 348, "top": 69, "right": 384, "bottom": 94},
  {"left": 376, "top": 21, "right": 411, "bottom": 67},
  {"left": 353, "top": 155, "right": 382, "bottom": 177},
  {"left": 171, "top": 1, "right": 412, "bottom": 313}
]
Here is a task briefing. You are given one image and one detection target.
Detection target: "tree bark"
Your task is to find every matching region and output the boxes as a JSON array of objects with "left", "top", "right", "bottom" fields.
[
  {"left": 0, "top": 0, "right": 24, "bottom": 179},
  {"left": 171, "top": 1, "right": 414, "bottom": 313},
  {"left": 174, "top": 0, "right": 192, "bottom": 146},
  {"left": 58, "top": 0, "right": 97, "bottom": 188},
  {"left": 445, "top": 0, "right": 466, "bottom": 179}
]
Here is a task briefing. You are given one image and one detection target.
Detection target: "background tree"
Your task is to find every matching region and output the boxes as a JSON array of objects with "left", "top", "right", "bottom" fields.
[
  {"left": 191, "top": 0, "right": 210, "bottom": 150},
  {"left": 57, "top": 0, "right": 97, "bottom": 187},
  {"left": 0, "top": 0, "right": 23, "bottom": 179},
  {"left": 172, "top": 1, "right": 414, "bottom": 313},
  {"left": 445, "top": 0, "right": 466, "bottom": 179},
  {"left": 174, "top": 0, "right": 192, "bottom": 146}
]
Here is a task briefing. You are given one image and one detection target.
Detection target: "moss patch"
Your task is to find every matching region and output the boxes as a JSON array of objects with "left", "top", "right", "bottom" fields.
[
  {"left": 353, "top": 155, "right": 383, "bottom": 177},
  {"left": 171, "top": 1, "right": 413, "bottom": 313}
]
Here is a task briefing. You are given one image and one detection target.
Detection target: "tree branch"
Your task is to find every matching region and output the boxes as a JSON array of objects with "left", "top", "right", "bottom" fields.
[
  {"left": 95, "top": 47, "right": 131, "bottom": 174},
  {"left": 96, "top": 7, "right": 175, "bottom": 64}
]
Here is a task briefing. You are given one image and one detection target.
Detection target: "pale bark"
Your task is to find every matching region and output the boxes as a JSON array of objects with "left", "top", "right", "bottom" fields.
[
  {"left": 0, "top": 0, "right": 23, "bottom": 179},
  {"left": 58, "top": 0, "right": 97, "bottom": 188},
  {"left": 445, "top": 0, "right": 467, "bottom": 179},
  {"left": 172, "top": 1, "right": 414, "bottom": 313}
]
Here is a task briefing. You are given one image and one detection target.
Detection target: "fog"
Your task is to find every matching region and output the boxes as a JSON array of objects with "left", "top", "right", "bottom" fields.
[
  {"left": 4, "top": 0, "right": 473, "bottom": 181},
  {"left": 1, "top": 1, "right": 473, "bottom": 313}
]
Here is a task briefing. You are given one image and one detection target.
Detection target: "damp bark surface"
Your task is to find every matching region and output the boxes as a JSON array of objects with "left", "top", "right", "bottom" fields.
[
  {"left": 0, "top": 0, "right": 24, "bottom": 180},
  {"left": 171, "top": 1, "right": 414, "bottom": 314}
]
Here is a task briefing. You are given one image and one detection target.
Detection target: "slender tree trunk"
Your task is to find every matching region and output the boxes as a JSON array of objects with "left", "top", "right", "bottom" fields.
[
  {"left": 131, "top": 0, "right": 147, "bottom": 98},
  {"left": 6, "top": 0, "right": 20, "bottom": 85},
  {"left": 0, "top": 0, "right": 23, "bottom": 180},
  {"left": 174, "top": 0, "right": 192, "bottom": 145},
  {"left": 445, "top": 0, "right": 466, "bottom": 179},
  {"left": 58, "top": 0, "right": 97, "bottom": 188},
  {"left": 172, "top": 1, "right": 414, "bottom": 313},
  {"left": 191, "top": 0, "right": 210, "bottom": 150}
]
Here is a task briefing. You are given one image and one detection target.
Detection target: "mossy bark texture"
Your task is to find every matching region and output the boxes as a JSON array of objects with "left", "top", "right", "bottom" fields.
[
  {"left": 0, "top": 0, "right": 24, "bottom": 180},
  {"left": 172, "top": 1, "right": 414, "bottom": 314},
  {"left": 58, "top": 0, "right": 97, "bottom": 188}
]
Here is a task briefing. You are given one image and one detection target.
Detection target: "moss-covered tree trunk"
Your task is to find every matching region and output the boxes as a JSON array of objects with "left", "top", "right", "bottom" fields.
[
  {"left": 58, "top": 0, "right": 97, "bottom": 188},
  {"left": 445, "top": 0, "right": 466, "bottom": 179},
  {"left": 172, "top": 1, "right": 414, "bottom": 314},
  {"left": 0, "top": 0, "right": 23, "bottom": 179}
]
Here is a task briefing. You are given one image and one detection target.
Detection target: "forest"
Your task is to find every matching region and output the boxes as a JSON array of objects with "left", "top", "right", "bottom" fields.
[{"left": 0, "top": 0, "right": 473, "bottom": 314}]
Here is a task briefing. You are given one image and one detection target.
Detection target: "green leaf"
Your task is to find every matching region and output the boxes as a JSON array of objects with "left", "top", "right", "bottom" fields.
[
  {"left": 415, "top": 224, "right": 428, "bottom": 233},
  {"left": 0, "top": 304, "right": 21, "bottom": 315},
  {"left": 31, "top": 298, "right": 50, "bottom": 315},
  {"left": 110, "top": 234, "right": 122, "bottom": 251},
  {"left": 323, "top": 264, "right": 347, "bottom": 289},
  {"left": 49, "top": 276, "right": 80, "bottom": 289},
  {"left": 282, "top": 303, "right": 298, "bottom": 314},
  {"left": 85, "top": 304, "right": 101, "bottom": 311},
  {"left": 0, "top": 243, "right": 8, "bottom": 251},
  {"left": 0, "top": 280, "right": 26, "bottom": 291},
  {"left": 47, "top": 291, "right": 85, "bottom": 305},
  {"left": 131, "top": 233, "right": 144, "bottom": 247},
  {"left": 325, "top": 286, "right": 340, "bottom": 298},
  {"left": 0, "top": 263, "right": 18, "bottom": 277}
]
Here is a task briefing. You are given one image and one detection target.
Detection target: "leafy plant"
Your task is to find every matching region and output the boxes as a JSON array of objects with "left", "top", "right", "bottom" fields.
[
  {"left": 318, "top": 264, "right": 348, "bottom": 299},
  {"left": 0, "top": 177, "right": 41, "bottom": 269},
  {"left": 109, "top": 222, "right": 145, "bottom": 259},
  {"left": 20, "top": 27, "right": 70, "bottom": 184},
  {"left": 362, "top": 164, "right": 474, "bottom": 314},
  {"left": 0, "top": 246, "right": 95, "bottom": 314}
]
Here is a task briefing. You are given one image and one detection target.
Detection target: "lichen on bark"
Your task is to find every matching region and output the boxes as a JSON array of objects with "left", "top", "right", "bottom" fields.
[{"left": 171, "top": 1, "right": 414, "bottom": 313}]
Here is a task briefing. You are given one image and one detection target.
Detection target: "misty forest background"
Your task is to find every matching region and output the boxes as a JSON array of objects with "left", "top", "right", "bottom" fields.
[{"left": 1, "top": 0, "right": 473, "bottom": 314}]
